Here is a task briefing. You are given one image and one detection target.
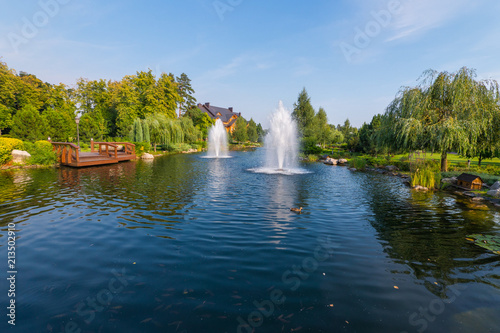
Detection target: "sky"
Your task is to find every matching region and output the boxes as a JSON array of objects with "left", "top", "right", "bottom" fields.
[{"left": 1, "top": 0, "right": 500, "bottom": 128}]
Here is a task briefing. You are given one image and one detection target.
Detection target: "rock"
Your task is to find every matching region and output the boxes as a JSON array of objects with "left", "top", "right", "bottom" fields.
[
  {"left": 471, "top": 197, "right": 484, "bottom": 202},
  {"left": 338, "top": 158, "right": 348, "bottom": 164},
  {"left": 490, "top": 181, "right": 500, "bottom": 191},
  {"left": 441, "top": 177, "right": 458, "bottom": 184},
  {"left": 413, "top": 185, "right": 429, "bottom": 191},
  {"left": 11, "top": 150, "right": 31, "bottom": 164},
  {"left": 320, "top": 154, "right": 329, "bottom": 160},
  {"left": 348, "top": 168, "right": 357, "bottom": 171},
  {"left": 141, "top": 153, "right": 154, "bottom": 160},
  {"left": 386, "top": 165, "right": 399, "bottom": 171},
  {"left": 487, "top": 189, "right": 500, "bottom": 197},
  {"left": 324, "top": 158, "right": 338, "bottom": 165}
]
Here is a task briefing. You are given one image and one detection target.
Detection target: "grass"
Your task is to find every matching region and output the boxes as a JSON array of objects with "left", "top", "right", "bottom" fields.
[{"left": 390, "top": 152, "right": 500, "bottom": 168}]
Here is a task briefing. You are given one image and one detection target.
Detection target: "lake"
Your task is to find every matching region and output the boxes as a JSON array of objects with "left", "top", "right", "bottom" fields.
[{"left": 1, "top": 149, "right": 499, "bottom": 332}]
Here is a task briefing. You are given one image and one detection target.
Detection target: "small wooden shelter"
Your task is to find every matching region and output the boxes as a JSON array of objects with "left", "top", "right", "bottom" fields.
[{"left": 457, "top": 173, "right": 483, "bottom": 190}]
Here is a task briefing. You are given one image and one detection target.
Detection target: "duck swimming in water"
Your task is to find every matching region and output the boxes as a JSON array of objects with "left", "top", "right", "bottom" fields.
[{"left": 290, "top": 207, "right": 303, "bottom": 213}]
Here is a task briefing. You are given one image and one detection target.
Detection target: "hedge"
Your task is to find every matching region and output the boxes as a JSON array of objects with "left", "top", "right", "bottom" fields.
[{"left": 0, "top": 138, "right": 24, "bottom": 165}]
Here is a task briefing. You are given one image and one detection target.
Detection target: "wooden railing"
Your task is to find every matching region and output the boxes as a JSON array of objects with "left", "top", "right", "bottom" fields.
[
  {"left": 92, "top": 142, "right": 118, "bottom": 159},
  {"left": 51, "top": 142, "right": 80, "bottom": 165},
  {"left": 91, "top": 140, "right": 135, "bottom": 156}
]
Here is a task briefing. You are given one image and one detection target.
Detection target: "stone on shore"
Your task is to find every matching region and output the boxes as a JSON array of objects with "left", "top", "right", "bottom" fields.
[
  {"left": 441, "top": 177, "right": 458, "bottom": 184},
  {"left": 338, "top": 158, "right": 348, "bottom": 164},
  {"left": 386, "top": 165, "right": 399, "bottom": 171},
  {"left": 490, "top": 181, "right": 500, "bottom": 191},
  {"left": 487, "top": 189, "right": 500, "bottom": 197},
  {"left": 413, "top": 185, "right": 429, "bottom": 191},
  {"left": 141, "top": 153, "right": 154, "bottom": 160},
  {"left": 11, "top": 150, "right": 31, "bottom": 164},
  {"left": 324, "top": 158, "right": 338, "bottom": 165}
]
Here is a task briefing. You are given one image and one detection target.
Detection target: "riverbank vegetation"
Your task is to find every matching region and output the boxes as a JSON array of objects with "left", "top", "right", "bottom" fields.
[
  {"left": 0, "top": 60, "right": 265, "bottom": 163},
  {"left": 293, "top": 67, "right": 500, "bottom": 184}
]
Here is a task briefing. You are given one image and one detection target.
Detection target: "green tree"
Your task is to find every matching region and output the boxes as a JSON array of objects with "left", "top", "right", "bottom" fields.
[
  {"left": 380, "top": 67, "right": 500, "bottom": 171},
  {"left": 0, "top": 104, "right": 13, "bottom": 135},
  {"left": 292, "top": 88, "right": 315, "bottom": 136},
  {"left": 79, "top": 113, "right": 107, "bottom": 141},
  {"left": 232, "top": 116, "right": 248, "bottom": 142},
  {"left": 43, "top": 108, "right": 74, "bottom": 142},
  {"left": 184, "top": 106, "right": 214, "bottom": 139},
  {"left": 133, "top": 118, "right": 143, "bottom": 142},
  {"left": 143, "top": 120, "right": 150, "bottom": 143},
  {"left": 256, "top": 123, "right": 266, "bottom": 142},
  {"left": 313, "top": 107, "right": 331, "bottom": 147},
  {"left": 176, "top": 73, "right": 196, "bottom": 117},
  {"left": 247, "top": 118, "right": 258, "bottom": 142},
  {"left": 11, "top": 105, "right": 46, "bottom": 141}
]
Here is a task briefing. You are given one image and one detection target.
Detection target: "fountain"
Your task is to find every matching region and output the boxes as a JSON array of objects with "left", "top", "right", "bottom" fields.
[
  {"left": 250, "top": 101, "right": 308, "bottom": 175},
  {"left": 206, "top": 119, "right": 230, "bottom": 158}
]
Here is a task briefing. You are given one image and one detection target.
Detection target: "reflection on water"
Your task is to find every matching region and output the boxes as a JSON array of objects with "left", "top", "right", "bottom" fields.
[{"left": 0, "top": 150, "right": 499, "bottom": 333}]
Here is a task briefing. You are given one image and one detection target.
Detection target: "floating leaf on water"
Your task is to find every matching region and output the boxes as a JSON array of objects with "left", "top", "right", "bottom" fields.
[
  {"left": 466, "top": 234, "right": 500, "bottom": 255},
  {"left": 394, "top": 286, "right": 399, "bottom": 289}
]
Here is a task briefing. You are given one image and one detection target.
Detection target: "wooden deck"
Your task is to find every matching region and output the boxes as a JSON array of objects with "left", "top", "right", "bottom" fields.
[{"left": 52, "top": 141, "right": 136, "bottom": 168}]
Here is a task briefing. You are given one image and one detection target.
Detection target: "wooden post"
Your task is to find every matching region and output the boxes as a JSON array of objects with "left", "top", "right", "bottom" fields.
[
  {"left": 62, "top": 146, "right": 67, "bottom": 164},
  {"left": 91, "top": 139, "right": 94, "bottom": 152}
]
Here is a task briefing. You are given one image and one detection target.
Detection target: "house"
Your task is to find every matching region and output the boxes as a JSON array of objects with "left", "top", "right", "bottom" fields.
[
  {"left": 197, "top": 103, "right": 241, "bottom": 133},
  {"left": 457, "top": 173, "right": 484, "bottom": 190}
]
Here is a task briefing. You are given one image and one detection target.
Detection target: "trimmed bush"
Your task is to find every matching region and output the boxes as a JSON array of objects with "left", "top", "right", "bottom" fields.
[
  {"left": 28, "top": 140, "right": 57, "bottom": 165},
  {"left": 0, "top": 137, "right": 24, "bottom": 165}
]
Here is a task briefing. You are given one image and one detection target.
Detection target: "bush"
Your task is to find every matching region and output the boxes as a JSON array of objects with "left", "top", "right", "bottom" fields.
[
  {"left": 307, "top": 154, "right": 319, "bottom": 162},
  {"left": 411, "top": 167, "right": 439, "bottom": 189},
  {"left": 167, "top": 143, "right": 192, "bottom": 153},
  {"left": 0, "top": 137, "right": 24, "bottom": 165},
  {"left": 133, "top": 142, "right": 151, "bottom": 154},
  {"left": 350, "top": 157, "right": 367, "bottom": 170},
  {"left": 301, "top": 138, "right": 322, "bottom": 155},
  {"left": 28, "top": 140, "right": 57, "bottom": 165}
]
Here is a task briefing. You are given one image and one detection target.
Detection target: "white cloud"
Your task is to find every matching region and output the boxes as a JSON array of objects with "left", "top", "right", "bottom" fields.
[{"left": 386, "top": 0, "right": 471, "bottom": 42}]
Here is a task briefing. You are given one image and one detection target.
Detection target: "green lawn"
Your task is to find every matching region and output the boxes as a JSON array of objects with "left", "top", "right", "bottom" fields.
[{"left": 390, "top": 153, "right": 500, "bottom": 167}]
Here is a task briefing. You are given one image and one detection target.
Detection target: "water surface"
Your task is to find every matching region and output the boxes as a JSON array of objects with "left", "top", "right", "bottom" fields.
[{"left": 0, "top": 149, "right": 499, "bottom": 332}]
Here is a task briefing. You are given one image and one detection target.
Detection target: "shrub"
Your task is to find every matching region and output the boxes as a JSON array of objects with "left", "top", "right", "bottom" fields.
[
  {"left": 307, "top": 154, "right": 319, "bottom": 162},
  {"left": 28, "top": 140, "right": 57, "bottom": 165},
  {"left": 350, "top": 157, "right": 367, "bottom": 170},
  {"left": 301, "top": 138, "right": 322, "bottom": 155},
  {"left": 133, "top": 142, "right": 151, "bottom": 154},
  {"left": 0, "top": 137, "right": 24, "bottom": 165},
  {"left": 409, "top": 159, "right": 440, "bottom": 189},
  {"left": 411, "top": 167, "right": 438, "bottom": 189},
  {"left": 168, "top": 143, "right": 192, "bottom": 153}
]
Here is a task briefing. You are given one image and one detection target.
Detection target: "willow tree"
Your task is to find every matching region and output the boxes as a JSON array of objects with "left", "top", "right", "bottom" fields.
[{"left": 380, "top": 67, "right": 500, "bottom": 171}]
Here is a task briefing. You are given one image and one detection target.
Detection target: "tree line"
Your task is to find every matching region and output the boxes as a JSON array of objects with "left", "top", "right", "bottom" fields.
[
  {"left": 0, "top": 60, "right": 264, "bottom": 147},
  {"left": 294, "top": 67, "right": 500, "bottom": 172}
]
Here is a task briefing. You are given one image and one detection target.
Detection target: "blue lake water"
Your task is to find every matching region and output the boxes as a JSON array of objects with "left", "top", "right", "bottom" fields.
[{"left": 0, "top": 149, "right": 499, "bottom": 332}]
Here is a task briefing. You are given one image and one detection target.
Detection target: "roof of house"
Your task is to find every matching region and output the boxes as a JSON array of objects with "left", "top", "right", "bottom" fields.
[
  {"left": 457, "top": 173, "right": 483, "bottom": 183},
  {"left": 198, "top": 103, "right": 240, "bottom": 124}
]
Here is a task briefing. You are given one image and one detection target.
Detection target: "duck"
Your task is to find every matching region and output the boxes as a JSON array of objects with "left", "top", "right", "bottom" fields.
[{"left": 290, "top": 207, "right": 303, "bottom": 213}]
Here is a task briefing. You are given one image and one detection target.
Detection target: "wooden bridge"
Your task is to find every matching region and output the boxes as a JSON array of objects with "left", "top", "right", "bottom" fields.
[{"left": 51, "top": 141, "right": 136, "bottom": 167}]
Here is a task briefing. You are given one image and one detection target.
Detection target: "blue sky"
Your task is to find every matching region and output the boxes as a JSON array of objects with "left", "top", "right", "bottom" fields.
[{"left": 1, "top": 0, "right": 500, "bottom": 127}]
